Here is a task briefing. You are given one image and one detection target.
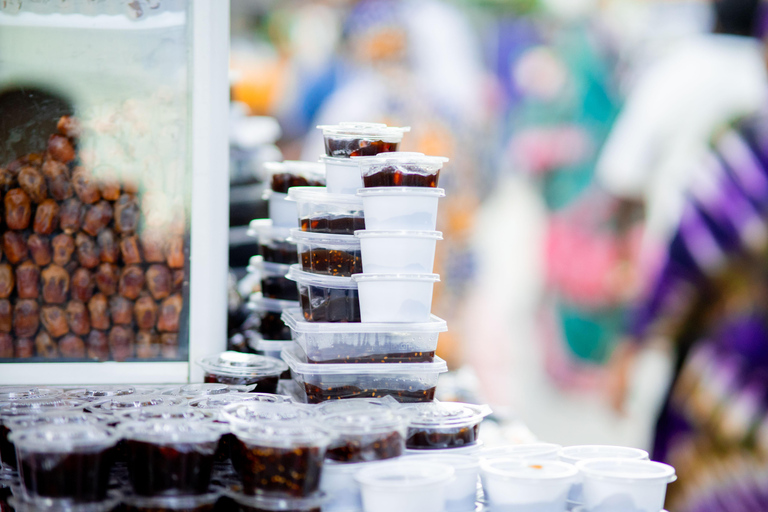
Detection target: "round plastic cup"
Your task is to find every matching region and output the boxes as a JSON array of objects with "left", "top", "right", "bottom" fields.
[
  {"left": 263, "top": 190, "right": 300, "bottom": 229},
  {"left": 114, "top": 406, "right": 214, "bottom": 424},
  {"left": 247, "top": 218, "right": 298, "bottom": 265},
  {"left": 405, "top": 440, "right": 485, "bottom": 456},
  {"left": 480, "top": 442, "right": 563, "bottom": 461},
  {"left": 120, "top": 492, "right": 221, "bottom": 512},
  {"left": 11, "top": 424, "right": 117, "bottom": 505},
  {"left": 356, "top": 230, "right": 442, "bottom": 274},
  {"left": 357, "top": 187, "right": 445, "bottom": 231},
  {"left": 262, "top": 160, "right": 326, "bottom": 194},
  {"left": 324, "top": 408, "right": 408, "bottom": 463},
  {"left": 481, "top": 458, "right": 577, "bottom": 511},
  {"left": 352, "top": 273, "right": 439, "bottom": 323},
  {"left": 248, "top": 257, "right": 298, "bottom": 301},
  {"left": 318, "top": 122, "right": 410, "bottom": 158},
  {"left": 319, "top": 155, "right": 362, "bottom": 195},
  {"left": 576, "top": 458, "right": 677, "bottom": 512},
  {"left": 316, "top": 396, "right": 399, "bottom": 414},
  {"left": 403, "top": 402, "right": 491, "bottom": 451},
  {"left": 288, "top": 186, "right": 365, "bottom": 235},
  {"left": 9, "top": 495, "right": 121, "bottom": 512},
  {"left": 355, "top": 460, "right": 454, "bottom": 512},
  {"left": 355, "top": 152, "right": 449, "bottom": 188},
  {"left": 221, "top": 401, "right": 314, "bottom": 429},
  {"left": 226, "top": 488, "right": 328, "bottom": 512},
  {"left": 321, "top": 461, "right": 379, "bottom": 512},
  {"left": 246, "top": 292, "right": 298, "bottom": 341},
  {"left": 287, "top": 265, "right": 360, "bottom": 323},
  {"left": 196, "top": 351, "right": 288, "bottom": 393},
  {"left": 407, "top": 453, "right": 478, "bottom": 512}
]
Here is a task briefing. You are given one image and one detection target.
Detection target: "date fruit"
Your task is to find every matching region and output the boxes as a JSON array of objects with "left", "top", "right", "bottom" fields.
[
  {"left": 28, "top": 234, "right": 52, "bottom": 266},
  {"left": 109, "top": 296, "right": 133, "bottom": 325},
  {"left": 71, "top": 268, "right": 94, "bottom": 303},
  {"left": 3, "top": 232, "right": 27, "bottom": 264},
  {"left": 41, "top": 305, "right": 69, "bottom": 338},
  {"left": 5, "top": 188, "right": 31, "bottom": 230},
  {"left": 114, "top": 194, "right": 139, "bottom": 234},
  {"left": 65, "top": 301, "right": 90, "bottom": 336},
  {"left": 41, "top": 264, "right": 70, "bottom": 304},
  {"left": 15, "top": 337, "right": 34, "bottom": 358},
  {"left": 52, "top": 234, "right": 75, "bottom": 266},
  {"left": 120, "top": 236, "right": 142, "bottom": 265},
  {"left": 32, "top": 199, "right": 60, "bottom": 235},
  {"left": 59, "top": 198, "right": 83, "bottom": 234},
  {"left": 0, "top": 300, "right": 11, "bottom": 333},
  {"left": 59, "top": 334, "right": 86, "bottom": 358},
  {"left": 0, "top": 264, "right": 14, "bottom": 298},
  {"left": 97, "top": 229, "right": 120, "bottom": 263},
  {"left": 13, "top": 299, "right": 39, "bottom": 338},
  {"left": 75, "top": 233, "right": 100, "bottom": 268},
  {"left": 109, "top": 326, "right": 134, "bottom": 362},
  {"left": 134, "top": 295, "right": 157, "bottom": 331},
  {"left": 86, "top": 330, "right": 109, "bottom": 361},
  {"left": 82, "top": 201, "right": 113, "bottom": 236},
  {"left": 42, "top": 159, "right": 73, "bottom": 201},
  {"left": 88, "top": 293, "right": 110, "bottom": 331},
  {"left": 145, "top": 264, "right": 171, "bottom": 300},
  {"left": 95, "top": 263, "right": 119, "bottom": 296},
  {"left": 157, "top": 294, "right": 182, "bottom": 333},
  {"left": 140, "top": 232, "right": 165, "bottom": 263},
  {"left": 119, "top": 266, "right": 145, "bottom": 300},
  {"left": 0, "top": 333, "right": 12, "bottom": 358},
  {"left": 47, "top": 134, "right": 75, "bottom": 163},
  {"left": 166, "top": 236, "right": 184, "bottom": 269},
  {"left": 71, "top": 167, "right": 101, "bottom": 204},
  {"left": 18, "top": 166, "right": 47, "bottom": 203},
  {"left": 35, "top": 331, "right": 59, "bottom": 359},
  {"left": 15, "top": 261, "right": 40, "bottom": 299}
]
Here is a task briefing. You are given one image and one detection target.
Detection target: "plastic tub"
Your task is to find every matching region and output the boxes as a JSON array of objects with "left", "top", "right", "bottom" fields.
[
  {"left": 289, "top": 187, "right": 365, "bottom": 235},
  {"left": 357, "top": 187, "right": 445, "bottom": 232},
  {"left": 282, "top": 344, "right": 447, "bottom": 404},
  {"left": 353, "top": 273, "right": 439, "bottom": 323},
  {"left": 480, "top": 442, "right": 563, "bottom": 461},
  {"left": 481, "top": 458, "right": 577, "bottom": 511},
  {"left": 248, "top": 219, "right": 298, "bottom": 265},
  {"left": 402, "top": 402, "right": 492, "bottom": 450},
  {"left": 289, "top": 229, "right": 362, "bottom": 277},
  {"left": 355, "top": 460, "right": 454, "bottom": 512},
  {"left": 324, "top": 408, "right": 407, "bottom": 463},
  {"left": 319, "top": 156, "right": 362, "bottom": 195},
  {"left": 246, "top": 293, "right": 297, "bottom": 341},
  {"left": 576, "top": 458, "right": 677, "bottom": 512},
  {"left": 11, "top": 424, "right": 117, "bottom": 505},
  {"left": 197, "top": 352, "right": 288, "bottom": 393},
  {"left": 281, "top": 308, "right": 446, "bottom": 364},
  {"left": 262, "top": 161, "right": 325, "bottom": 229},
  {"left": 121, "top": 492, "right": 221, "bottom": 512},
  {"left": 317, "top": 123, "right": 410, "bottom": 158},
  {"left": 119, "top": 420, "right": 223, "bottom": 496},
  {"left": 320, "top": 461, "right": 375, "bottom": 512},
  {"left": 9, "top": 495, "right": 120, "bottom": 512},
  {"left": 356, "top": 152, "right": 448, "bottom": 188},
  {"left": 287, "top": 265, "right": 360, "bottom": 323},
  {"left": 406, "top": 453, "right": 478, "bottom": 512},
  {"left": 248, "top": 257, "right": 298, "bottom": 301},
  {"left": 356, "top": 230, "right": 442, "bottom": 274},
  {"left": 226, "top": 489, "right": 327, "bottom": 512}
]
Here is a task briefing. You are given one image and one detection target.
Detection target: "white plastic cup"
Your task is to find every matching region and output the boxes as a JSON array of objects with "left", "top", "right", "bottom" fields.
[
  {"left": 355, "top": 460, "right": 454, "bottom": 512},
  {"left": 352, "top": 273, "right": 439, "bottom": 323},
  {"left": 356, "top": 230, "right": 442, "bottom": 274},
  {"left": 263, "top": 190, "right": 299, "bottom": 228},
  {"left": 406, "top": 454, "right": 479, "bottom": 512},
  {"left": 320, "top": 155, "right": 363, "bottom": 195},
  {"left": 357, "top": 187, "right": 445, "bottom": 231},
  {"left": 480, "top": 458, "right": 577, "bottom": 511},
  {"left": 576, "top": 458, "right": 676, "bottom": 512},
  {"left": 321, "top": 461, "right": 379, "bottom": 512},
  {"left": 480, "top": 442, "right": 563, "bottom": 461}
]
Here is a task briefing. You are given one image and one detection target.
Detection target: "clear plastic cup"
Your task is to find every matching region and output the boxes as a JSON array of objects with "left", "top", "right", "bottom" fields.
[
  {"left": 288, "top": 187, "right": 365, "bottom": 235},
  {"left": 246, "top": 333, "right": 293, "bottom": 377},
  {"left": 114, "top": 406, "right": 215, "bottom": 424},
  {"left": 262, "top": 161, "right": 325, "bottom": 229},
  {"left": 481, "top": 458, "right": 578, "bottom": 511},
  {"left": 406, "top": 453, "right": 479, "bottom": 512},
  {"left": 352, "top": 273, "right": 439, "bottom": 323},
  {"left": 246, "top": 293, "right": 298, "bottom": 341},
  {"left": 281, "top": 307, "right": 447, "bottom": 364},
  {"left": 357, "top": 187, "right": 445, "bottom": 232},
  {"left": 356, "top": 230, "right": 442, "bottom": 274},
  {"left": 121, "top": 492, "right": 221, "bottom": 512},
  {"left": 11, "top": 424, "right": 117, "bottom": 505},
  {"left": 289, "top": 229, "right": 362, "bottom": 277},
  {"left": 576, "top": 458, "right": 676, "bottom": 512},
  {"left": 9, "top": 495, "right": 121, "bottom": 512},
  {"left": 119, "top": 419, "right": 224, "bottom": 496},
  {"left": 404, "top": 440, "right": 485, "bottom": 456},
  {"left": 324, "top": 408, "right": 408, "bottom": 463},
  {"left": 480, "top": 442, "right": 563, "bottom": 461},
  {"left": 356, "top": 152, "right": 449, "bottom": 188},
  {"left": 317, "top": 123, "right": 410, "bottom": 158},
  {"left": 221, "top": 401, "right": 314, "bottom": 429},
  {"left": 196, "top": 351, "right": 288, "bottom": 393},
  {"left": 403, "top": 402, "right": 492, "bottom": 451},
  {"left": 247, "top": 219, "right": 298, "bottom": 265},
  {"left": 320, "top": 461, "right": 374, "bottom": 512},
  {"left": 225, "top": 489, "right": 327, "bottom": 512},
  {"left": 355, "top": 460, "right": 454, "bottom": 512},
  {"left": 287, "top": 265, "right": 360, "bottom": 323},
  {"left": 85, "top": 395, "right": 186, "bottom": 416},
  {"left": 248, "top": 257, "right": 298, "bottom": 301},
  {"left": 188, "top": 393, "right": 291, "bottom": 416},
  {"left": 64, "top": 385, "right": 143, "bottom": 401}
]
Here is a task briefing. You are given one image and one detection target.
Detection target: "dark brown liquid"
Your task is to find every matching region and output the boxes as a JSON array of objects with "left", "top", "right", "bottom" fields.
[
  {"left": 257, "top": 311, "right": 291, "bottom": 341},
  {"left": 299, "top": 249, "right": 362, "bottom": 277},
  {"left": 258, "top": 243, "right": 298, "bottom": 265},
  {"left": 19, "top": 447, "right": 113, "bottom": 502},
  {"left": 0, "top": 424, "right": 16, "bottom": 470},
  {"left": 125, "top": 440, "right": 216, "bottom": 496},
  {"left": 326, "top": 430, "right": 403, "bottom": 463},
  {"left": 203, "top": 374, "right": 279, "bottom": 394},
  {"left": 299, "top": 214, "right": 365, "bottom": 235},
  {"left": 260, "top": 276, "right": 298, "bottom": 301},
  {"left": 298, "top": 286, "right": 360, "bottom": 323},
  {"left": 363, "top": 165, "right": 439, "bottom": 188},
  {"left": 306, "top": 350, "right": 435, "bottom": 364},
  {"left": 324, "top": 138, "right": 399, "bottom": 158},
  {"left": 303, "top": 384, "right": 435, "bottom": 404},
  {"left": 270, "top": 174, "right": 324, "bottom": 194},
  {"left": 405, "top": 424, "right": 481, "bottom": 450}
]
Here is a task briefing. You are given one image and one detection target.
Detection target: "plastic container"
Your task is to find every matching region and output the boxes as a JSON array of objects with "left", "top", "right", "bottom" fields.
[
  {"left": 11, "top": 424, "right": 117, "bottom": 505},
  {"left": 315, "top": 396, "right": 400, "bottom": 414},
  {"left": 246, "top": 333, "right": 293, "bottom": 379},
  {"left": 119, "top": 420, "right": 223, "bottom": 496},
  {"left": 352, "top": 273, "right": 439, "bottom": 323},
  {"left": 289, "top": 187, "right": 365, "bottom": 235},
  {"left": 289, "top": 230, "right": 362, "bottom": 277},
  {"left": 248, "top": 257, "right": 299, "bottom": 301},
  {"left": 480, "top": 442, "right": 563, "bottom": 461},
  {"left": 197, "top": 351, "right": 288, "bottom": 394},
  {"left": 406, "top": 453, "right": 479, "bottom": 512},
  {"left": 356, "top": 152, "right": 449, "bottom": 188},
  {"left": 263, "top": 161, "right": 326, "bottom": 194},
  {"left": 355, "top": 460, "right": 454, "bottom": 512},
  {"left": 324, "top": 408, "right": 407, "bottom": 463},
  {"left": 0, "top": 387, "right": 62, "bottom": 401},
  {"left": 64, "top": 385, "right": 144, "bottom": 402},
  {"left": 287, "top": 266, "right": 360, "bottom": 323},
  {"left": 281, "top": 308, "right": 447, "bottom": 364},
  {"left": 230, "top": 422, "right": 331, "bottom": 497},
  {"left": 115, "top": 406, "right": 214, "bottom": 424},
  {"left": 164, "top": 383, "right": 256, "bottom": 399},
  {"left": 188, "top": 393, "right": 292, "bottom": 418},
  {"left": 319, "top": 156, "right": 362, "bottom": 195},
  {"left": 85, "top": 395, "right": 186, "bottom": 416},
  {"left": 404, "top": 440, "right": 485, "bottom": 456},
  {"left": 247, "top": 293, "right": 297, "bottom": 341},
  {"left": 402, "top": 402, "right": 492, "bottom": 450},
  {"left": 480, "top": 458, "right": 578, "bottom": 511},
  {"left": 356, "top": 230, "right": 442, "bottom": 274},
  {"left": 225, "top": 489, "right": 327, "bottom": 512},
  {"left": 121, "top": 492, "right": 221, "bottom": 512},
  {"left": 319, "top": 461, "right": 371, "bottom": 512},
  {"left": 282, "top": 344, "right": 447, "bottom": 404},
  {"left": 9, "top": 495, "right": 121, "bottom": 512},
  {"left": 318, "top": 123, "right": 410, "bottom": 158},
  {"left": 357, "top": 187, "right": 445, "bottom": 232},
  {"left": 248, "top": 219, "right": 298, "bottom": 265},
  {"left": 576, "top": 458, "right": 677, "bottom": 512}
]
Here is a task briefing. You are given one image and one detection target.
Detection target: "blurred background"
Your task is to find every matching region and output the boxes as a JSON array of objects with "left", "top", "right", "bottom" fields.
[{"left": 226, "top": 0, "right": 768, "bottom": 509}]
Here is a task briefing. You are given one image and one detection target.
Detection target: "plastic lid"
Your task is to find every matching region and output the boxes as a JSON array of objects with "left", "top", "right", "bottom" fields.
[
  {"left": 65, "top": 385, "right": 138, "bottom": 401},
  {"left": 196, "top": 351, "right": 288, "bottom": 378},
  {"left": 188, "top": 393, "right": 291, "bottom": 411},
  {"left": 232, "top": 422, "right": 331, "bottom": 448},
  {"left": 289, "top": 228, "right": 361, "bottom": 246},
  {"left": 355, "top": 460, "right": 454, "bottom": 488},
  {"left": 119, "top": 419, "right": 224, "bottom": 444},
  {"left": 115, "top": 406, "right": 213, "bottom": 423},
  {"left": 481, "top": 442, "right": 563, "bottom": 461},
  {"left": 403, "top": 402, "right": 492, "bottom": 429},
  {"left": 354, "top": 152, "right": 449, "bottom": 168},
  {"left": 287, "top": 264, "right": 358, "bottom": 289},
  {"left": 282, "top": 344, "right": 448, "bottom": 376},
  {"left": 351, "top": 273, "right": 440, "bottom": 284},
  {"left": 316, "top": 396, "right": 400, "bottom": 415},
  {"left": 248, "top": 292, "right": 299, "bottom": 313},
  {"left": 0, "top": 397, "right": 84, "bottom": 419},
  {"left": 317, "top": 122, "right": 410, "bottom": 139},
  {"left": 263, "top": 160, "right": 325, "bottom": 177},
  {"left": 248, "top": 334, "right": 292, "bottom": 352},
  {"left": 287, "top": 186, "right": 364, "bottom": 207},
  {"left": 86, "top": 395, "right": 185, "bottom": 414},
  {"left": 169, "top": 383, "right": 256, "bottom": 397},
  {"left": 247, "top": 218, "right": 293, "bottom": 241},
  {"left": 324, "top": 408, "right": 408, "bottom": 435},
  {"left": 6, "top": 410, "right": 106, "bottom": 430},
  {"left": 575, "top": 459, "right": 677, "bottom": 484},
  {"left": 356, "top": 187, "right": 445, "bottom": 198},
  {"left": 282, "top": 307, "right": 447, "bottom": 334},
  {"left": 0, "top": 387, "right": 61, "bottom": 401},
  {"left": 481, "top": 459, "right": 578, "bottom": 481},
  {"left": 120, "top": 493, "right": 221, "bottom": 510},
  {"left": 226, "top": 489, "right": 328, "bottom": 511},
  {"left": 407, "top": 453, "right": 479, "bottom": 471},
  {"left": 9, "top": 496, "right": 120, "bottom": 512},
  {"left": 355, "top": 230, "right": 443, "bottom": 240},
  {"left": 558, "top": 445, "right": 649, "bottom": 465},
  {"left": 318, "top": 154, "right": 360, "bottom": 167},
  {"left": 222, "top": 401, "right": 314, "bottom": 427},
  {"left": 247, "top": 256, "right": 293, "bottom": 277},
  {"left": 10, "top": 424, "right": 116, "bottom": 452}
]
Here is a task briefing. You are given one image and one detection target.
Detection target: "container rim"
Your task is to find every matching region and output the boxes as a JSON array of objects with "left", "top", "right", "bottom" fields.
[
  {"left": 355, "top": 460, "right": 454, "bottom": 488},
  {"left": 355, "top": 229, "right": 443, "bottom": 240},
  {"left": 288, "top": 228, "right": 361, "bottom": 245},
  {"left": 281, "top": 344, "right": 448, "bottom": 375},
  {"left": 351, "top": 273, "right": 440, "bottom": 283},
  {"left": 558, "top": 445, "right": 649, "bottom": 464},
  {"left": 287, "top": 186, "right": 365, "bottom": 206},
  {"left": 247, "top": 292, "right": 299, "bottom": 313},
  {"left": 287, "top": 264, "right": 358, "bottom": 288},
  {"left": 357, "top": 186, "right": 445, "bottom": 198},
  {"left": 575, "top": 458, "right": 677, "bottom": 484},
  {"left": 481, "top": 458, "right": 578, "bottom": 481},
  {"left": 281, "top": 307, "right": 447, "bottom": 334}
]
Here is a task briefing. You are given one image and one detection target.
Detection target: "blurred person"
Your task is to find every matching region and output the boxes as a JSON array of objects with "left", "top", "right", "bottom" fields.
[{"left": 598, "top": 0, "right": 768, "bottom": 508}]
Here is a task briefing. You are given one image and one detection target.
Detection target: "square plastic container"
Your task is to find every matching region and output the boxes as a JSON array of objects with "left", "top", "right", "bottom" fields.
[
  {"left": 282, "top": 344, "right": 447, "bottom": 404},
  {"left": 319, "top": 156, "right": 363, "bottom": 195},
  {"left": 405, "top": 453, "right": 479, "bottom": 512},
  {"left": 247, "top": 219, "right": 298, "bottom": 265},
  {"left": 354, "top": 460, "right": 453, "bottom": 512},
  {"left": 480, "top": 458, "right": 578, "bottom": 511},
  {"left": 248, "top": 257, "right": 298, "bottom": 301},
  {"left": 246, "top": 293, "right": 298, "bottom": 341},
  {"left": 317, "top": 123, "right": 410, "bottom": 158},
  {"left": 281, "top": 307, "right": 447, "bottom": 364},
  {"left": 356, "top": 230, "right": 441, "bottom": 274},
  {"left": 288, "top": 187, "right": 365, "bottom": 235},
  {"left": 323, "top": 408, "right": 408, "bottom": 463},
  {"left": 402, "top": 402, "right": 492, "bottom": 450},
  {"left": 196, "top": 352, "right": 288, "bottom": 394},
  {"left": 287, "top": 265, "right": 360, "bottom": 323},
  {"left": 356, "top": 152, "right": 449, "bottom": 188},
  {"left": 352, "top": 273, "right": 439, "bottom": 323},
  {"left": 576, "top": 459, "right": 676, "bottom": 512},
  {"left": 289, "top": 230, "right": 362, "bottom": 277},
  {"left": 357, "top": 187, "right": 444, "bottom": 231}
]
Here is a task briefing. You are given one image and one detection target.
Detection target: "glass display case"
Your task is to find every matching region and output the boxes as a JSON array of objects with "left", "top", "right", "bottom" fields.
[{"left": 0, "top": 0, "right": 229, "bottom": 384}]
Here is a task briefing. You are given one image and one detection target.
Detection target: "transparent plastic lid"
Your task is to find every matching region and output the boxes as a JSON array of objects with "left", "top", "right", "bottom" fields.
[
  {"left": 355, "top": 230, "right": 443, "bottom": 240},
  {"left": 232, "top": 422, "right": 331, "bottom": 448},
  {"left": 6, "top": 410, "right": 106, "bottom": 430},
  {"left": 287, "top": 265, "right": 358, "bottom": 289},
  {"left": 575, "top": 459, "right": 677, "bottom": 483},
  {"left": 119, "top": 419, "right": 224, "bottom": 444},
  {"left": 247, "top": 218, "right": 293, "bottom": 241},
  {"left": 281, "top": 307, "right": 447, "bottom": 334},
  {"left": 318, "top": 154, "right": 359, "bottom": 167},
  {"left": 481, "top": 459, "right": 578, "bottom": 480},
  {"left": 262, "top": 161, "right": 325, "bottom": 178},
  {"left": 356, "top": 187, "right": 446, "bottom": 198},
  {"left": 324, "top": 408, "right": 408, "bottom": 435},
  {"left": 0, "top": 387, "right": 61, "bottom": 401},
  {"left": 355, "top": 152, "right": 449, "bottom": 169},
  {"left": 317, "top": 122, "right": 410, "bottom": 140},
  {"left": 247, "top": 256, "right": 293, "bottom": 277},
  {"left": 10, "top": 424, "right": 116, "bottom": 453},
  {"left": 288, "top": 186, "right": 365, "bottom": 207},
  {"left": 188, "top": 393, "right": 291, "bottom": 411},
  {"left": 351, "top": 273, "right": 440, "bottom": 284},
  {"left": 86, "top": 395, "right": 185, "bottom": 414},
  {"left": 65, "top": 385, "right": 138, "bottom": 401},
  {"left": 0, "top": 397, "right": 84, "bottom": 419},
  {"left": 169, "top": 383, "right": 256, "bottom": 397},
  {"left": 289, "top": 228, "right": 361, "bottom": 247},
  {"left": 403, "top": 402, "right": 492, "bottom": 429},
  {"left": 197, "top": 351, "right": 288, "bottom": 378},
  {"left": 222, "top": 401, "right": 314, "bottom": 426},
  {"left": 282, "top": 344, "right": 448, "bottom": 376},
  {"left": 120, "top": 493, "right": 221, "bottom": 510},
  {"left": 249, "top": 335, "right": 293, "bottom": 353},
  {"left": 248, "top": 292, "right": 299, "bottom": 313},
  {"left": 316, "top": 396, "right": 400, "bottom": 415},
  {"left": 114, "top": 406, "right": 213, "bottom": 423}
]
